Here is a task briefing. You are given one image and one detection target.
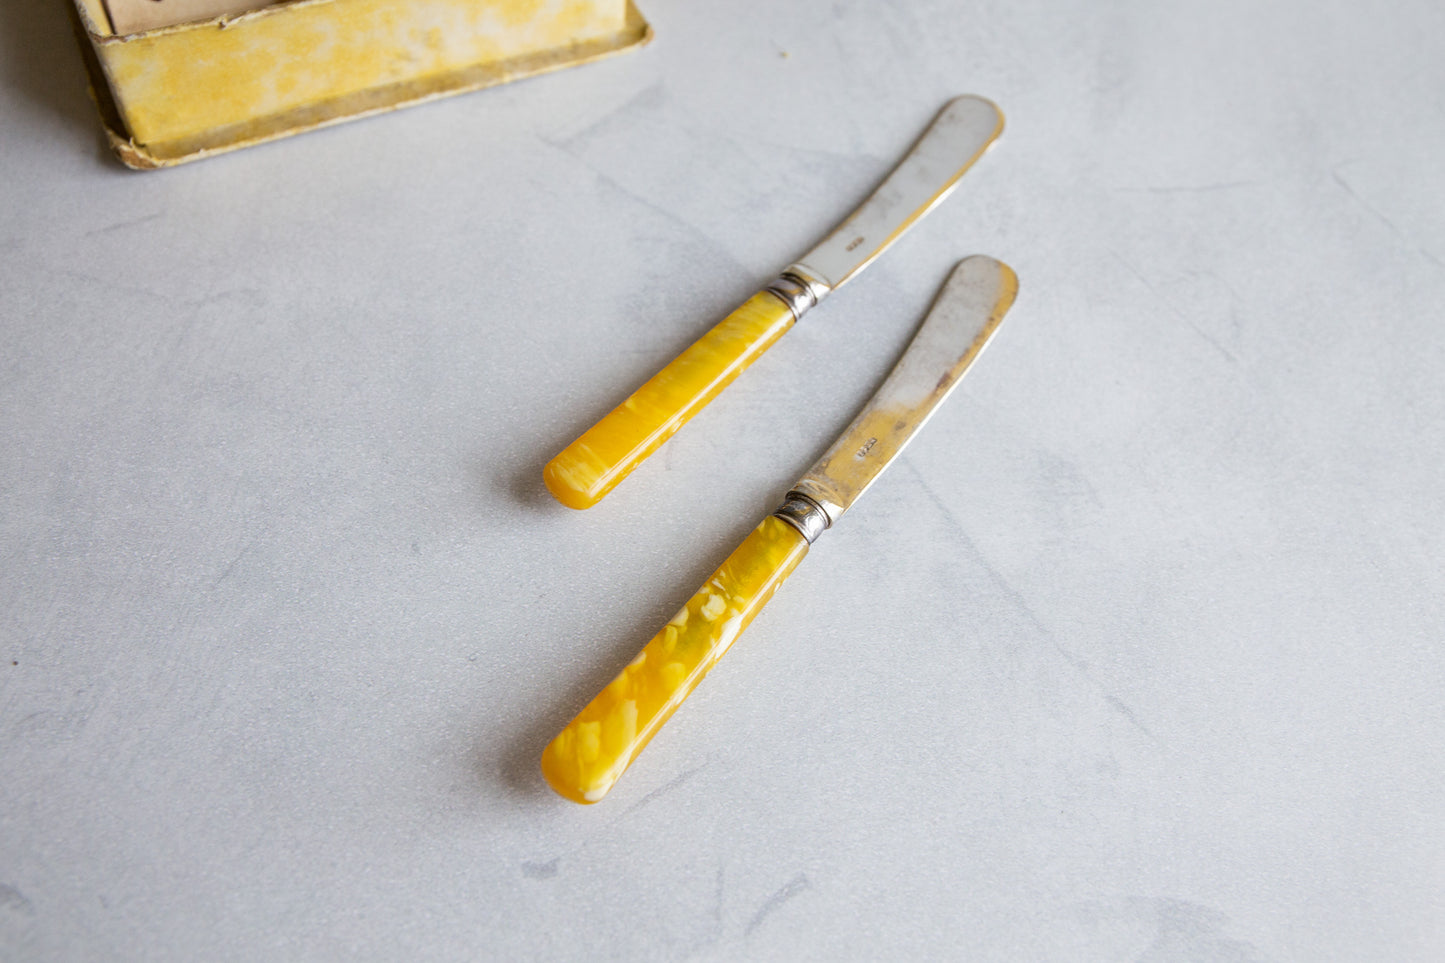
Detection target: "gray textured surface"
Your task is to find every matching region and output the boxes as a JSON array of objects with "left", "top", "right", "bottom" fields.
[{"left": 2, "top": 0, "right": 1443, "bottom": 959}]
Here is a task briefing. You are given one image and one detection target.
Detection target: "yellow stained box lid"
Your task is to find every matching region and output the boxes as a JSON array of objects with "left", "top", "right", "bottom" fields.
[{"left": 70, "top": 0, "right": 651, "bottom": 168}]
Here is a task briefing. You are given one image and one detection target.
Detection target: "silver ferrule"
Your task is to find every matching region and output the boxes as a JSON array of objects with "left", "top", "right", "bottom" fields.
[
  {"left": 765, "top": 265, "right": 832, "bottom": 322},
  {"left": 786, "top": 479, "right": 845, "bottom": 528},
  {"left": 771, "top": 491, "right": 832, "bottom": 544}
]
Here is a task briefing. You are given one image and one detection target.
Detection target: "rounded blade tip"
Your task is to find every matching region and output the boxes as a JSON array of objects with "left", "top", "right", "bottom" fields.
[{"left": 942, "top": 94, "right": 1006, "bottom": 139}]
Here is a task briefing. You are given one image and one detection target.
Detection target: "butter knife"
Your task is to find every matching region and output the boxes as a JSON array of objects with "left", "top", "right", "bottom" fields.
[
  {"left": 541, "top": 255, "right": 1019, "bottom": 803},
  {"left": 544, "top": 95, "right": 1005, "bottom": 510}
]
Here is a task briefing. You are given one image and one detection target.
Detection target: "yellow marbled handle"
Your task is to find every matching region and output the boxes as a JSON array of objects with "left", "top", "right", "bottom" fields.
[
  {"left": 541, "top": 516, "right": 809, "bottom": 804},
  {"left": 543, "top": 291, "right": 797, "bottom": 509}
]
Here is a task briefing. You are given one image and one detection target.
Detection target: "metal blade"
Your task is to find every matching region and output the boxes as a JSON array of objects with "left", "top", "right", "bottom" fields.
[
  {"left": 790, "top": 256, "right": 1017, "bottom": 524},
  {"left": 789, "top": 97, "right": 1004, "bottom": 294}
]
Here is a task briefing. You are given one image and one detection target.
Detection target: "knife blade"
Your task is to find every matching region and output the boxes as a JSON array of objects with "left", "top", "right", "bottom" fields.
[
  {"left": 543, "top": 95, "right": 1005, "bottom": 510},
  {"left": 540, "top": 256, "right": 1019, "bottom": 803}
]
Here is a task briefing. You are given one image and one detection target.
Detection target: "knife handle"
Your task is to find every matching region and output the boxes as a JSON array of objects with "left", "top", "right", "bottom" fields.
[
  {"left": 541, "top": 515, "right": 810, "bottom": 804},
  {"left": 543, "top": 290, "right": 797, "bottom": 510}
]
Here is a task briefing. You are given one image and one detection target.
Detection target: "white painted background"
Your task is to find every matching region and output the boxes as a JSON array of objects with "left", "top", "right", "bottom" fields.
[{"left": 2, "top": 0, "right": 1442, "bottom": 958}]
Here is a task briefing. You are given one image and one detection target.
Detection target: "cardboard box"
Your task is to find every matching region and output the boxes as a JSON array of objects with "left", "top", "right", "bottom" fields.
[{"left": 70, "top": 0, "right": 651, "bottom": 169}]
